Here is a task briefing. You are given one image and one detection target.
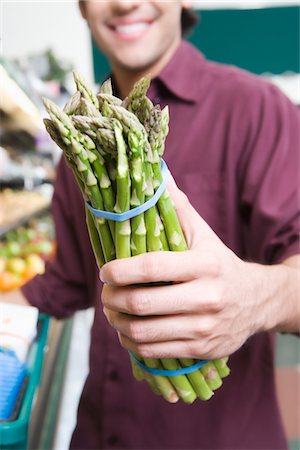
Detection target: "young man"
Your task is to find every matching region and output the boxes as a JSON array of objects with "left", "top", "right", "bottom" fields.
[{"left": 3, "top": 1, "right": 299, "bottom": 449}]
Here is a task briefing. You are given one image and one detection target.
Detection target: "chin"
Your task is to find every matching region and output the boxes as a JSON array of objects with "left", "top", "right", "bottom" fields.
[{"left": 114, "top": 51, "right": 157, "bottom": 73}]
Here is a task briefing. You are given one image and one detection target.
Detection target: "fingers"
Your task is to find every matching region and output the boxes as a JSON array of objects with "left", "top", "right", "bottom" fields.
[
  {"left": 101, "top": 250, "right": 197, "bottom": 286},
  {"left": 100, "top": 178, "right": 218, "bottom": 287},
  {"left": 100, "top": 246, "right": 220, "bottom": 286},
  {"left": 101, "top": 279, "right": 222, "bottom": 316},
  {"left": 103, "top": 306, "right": 221, "bottom": 345},
  {"left": 104, "top": 308, "right": 201, "bottom": 342},
  {"left": 119, "top": 334, "right": 196, "bottom": 359},
  {"left": 117, "top": 333, "right": 218, "bottom": 360}
]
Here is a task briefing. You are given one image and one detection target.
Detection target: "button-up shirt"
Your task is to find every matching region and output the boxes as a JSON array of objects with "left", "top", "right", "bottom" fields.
[{"left": 22, "top": 41, "right": 299, "bottom": 449}]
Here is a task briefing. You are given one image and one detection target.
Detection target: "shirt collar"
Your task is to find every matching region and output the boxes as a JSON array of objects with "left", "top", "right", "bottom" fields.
[{"left": 154, "top": 40, "right": 206, "bottom": 103}]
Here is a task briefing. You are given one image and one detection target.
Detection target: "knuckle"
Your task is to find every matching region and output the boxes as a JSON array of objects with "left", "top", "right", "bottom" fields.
[
  {"left": 135, "top": 344, "right": 152, "bottom": 359},
  {"left": 128, "top": 321, "right": 143, "bottom": 343},
  {"left": 129, "top": 290, "right": 152, "bottom": 316},
  {"left": 124, "top": 289, "right": 151, "bottom": 316},
  {"left": 199, "top": 318, "right": 215, "bottom": 336},
  {"left": 208, "top": 294, "right": 223, "bottom": 313},
  {"left": 185, "top": 340, "right": 203, "bottom": 359},
  {"left": 143, "top": 253, "right": 160, "bottom": 280}
]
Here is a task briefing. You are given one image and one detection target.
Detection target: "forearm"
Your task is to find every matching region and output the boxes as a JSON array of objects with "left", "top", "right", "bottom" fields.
[{"left": 253, "top": 254, "right": 300, "bottom": 334}]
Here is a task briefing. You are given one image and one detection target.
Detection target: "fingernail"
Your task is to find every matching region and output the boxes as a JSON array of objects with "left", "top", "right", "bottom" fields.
[{"left": 99, "top": 270, "right": 106, "bottom": 283}]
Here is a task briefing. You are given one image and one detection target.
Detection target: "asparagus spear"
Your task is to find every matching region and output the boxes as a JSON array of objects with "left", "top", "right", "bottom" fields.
[
  {"left": 160, "top": 358, "right": 197, "bottom": 403},
  {"left": 124, "top": 75, "right": 151, "bottom": 112},
  {"left": 113, "top": 120, "right": 152, "bottom": 387},
  {"left": 44, "top": 118, "right": 105, "bottom": 269},
  {"left": 101, "top": 102, "right": 155, "bottom": 163},
  {"left": 213, "top": 357, "right": 231, "bottom": 378},
  {"left": 179, "top": 359, "right": 214, "bottom": 400},
  {"left": 143, "top": 163, "right": 162, "bottom": 252},
  {"left": 98, "top": 92, "right": 122, "bottom": 111},
  {"left": 113, "top": 120, "right": 131, "bottom": 259},
  {"left": 78, "top": 97, "right": 102, "bottom": 118},
  {"left": 85, "top": 206, "right": 105, "bottom": 269},
  {"left": 200, "top": 361, "right": 223, "bottom": 391},
  {"left": 127, "top": 126, "right": 147, "bottom": 256},
  {"left": 141, "top": 358, "right": 179, "bottom": 403},
  {"left": 80, "top": 133, "right": 116, "bottom": 240},
  {"left": 134, "top": 97, "right": 187, "bottom": 251},
  {"left": 99, "top": 78, "right": 113, "bottom": 95},
  {"left": 63, "top": 91, "right": 81, "bottom": 115},
  {"left": 43, "top": 98, "right": 115, "bottom": 262},
  {"left": 73, "top": 71, "right": 99, "bottom": 109}
]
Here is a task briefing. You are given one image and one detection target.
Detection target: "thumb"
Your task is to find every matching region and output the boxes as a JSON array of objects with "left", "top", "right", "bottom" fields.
[{"left": 167, "top": 176, "right": 215, "bottom": 246}]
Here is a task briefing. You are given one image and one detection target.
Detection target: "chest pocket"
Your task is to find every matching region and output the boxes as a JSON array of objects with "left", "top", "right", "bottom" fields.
[{"left": 173, "top": 171, "right": 227, "bottom": 242}]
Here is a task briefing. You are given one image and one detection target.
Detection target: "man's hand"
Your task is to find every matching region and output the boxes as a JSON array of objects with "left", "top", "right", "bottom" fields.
[{"left": 100, "top": 178, "right": 299, "bottom": 360}]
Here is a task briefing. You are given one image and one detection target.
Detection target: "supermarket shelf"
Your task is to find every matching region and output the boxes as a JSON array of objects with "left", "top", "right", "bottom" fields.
[{"left": 0, "top": 205, "right": 50, "bottom": 239}]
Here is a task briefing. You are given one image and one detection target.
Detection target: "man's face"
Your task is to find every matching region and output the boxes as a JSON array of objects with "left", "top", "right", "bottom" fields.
[{"left": 80, "top": 1, "right": 189, "bottom": 73}]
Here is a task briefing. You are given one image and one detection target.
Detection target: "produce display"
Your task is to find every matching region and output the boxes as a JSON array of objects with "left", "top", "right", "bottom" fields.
[
  {"left": 43, "top": 72, "right": 230, "bottom": 403},
  {"left": 0, "top": 189, "right": 50, "bottom": 231},
  {"left": 0, "top": 216, "right": 55, "bottom": 291}
]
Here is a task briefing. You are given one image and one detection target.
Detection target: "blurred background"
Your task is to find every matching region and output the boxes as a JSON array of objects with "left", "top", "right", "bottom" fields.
[{"left": 0, "top": 1, "right": 299, "bottom": 449}]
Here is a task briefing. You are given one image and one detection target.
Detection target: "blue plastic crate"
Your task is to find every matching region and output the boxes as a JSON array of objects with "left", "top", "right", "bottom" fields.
[
  {"left": 0, "top": 315, "right": 49, "bottom": 450},
  {"left": 0, "top": 350, "right": 27, "bottom": 422}
]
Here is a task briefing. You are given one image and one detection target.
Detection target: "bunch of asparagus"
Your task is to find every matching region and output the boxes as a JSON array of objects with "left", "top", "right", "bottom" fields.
[{"left": 43, "top": 72, "right": 230, "bottom": 404}]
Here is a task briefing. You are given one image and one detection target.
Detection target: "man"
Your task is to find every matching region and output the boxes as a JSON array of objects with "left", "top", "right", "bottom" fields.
[{"left": 3, "top": 1, "right": 299, "bottom": 449}]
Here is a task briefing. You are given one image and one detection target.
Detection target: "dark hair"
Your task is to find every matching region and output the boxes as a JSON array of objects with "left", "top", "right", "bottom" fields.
[{"left": 181, "top": 8, "right": 199, "bottom": 37}]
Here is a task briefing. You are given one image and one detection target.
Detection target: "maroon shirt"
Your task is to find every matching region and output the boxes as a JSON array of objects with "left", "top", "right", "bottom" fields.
[{"left": 23, "top": 41, "right": 300, "bottom": 449}]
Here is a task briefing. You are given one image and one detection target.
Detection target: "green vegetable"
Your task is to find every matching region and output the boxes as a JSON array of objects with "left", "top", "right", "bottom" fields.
[{"left": 43, "top": 71, "right": 231, "bottom": 403}]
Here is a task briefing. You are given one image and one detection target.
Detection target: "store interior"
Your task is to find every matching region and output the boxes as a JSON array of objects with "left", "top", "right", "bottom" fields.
[{"left": 0, "top": 2, "right": 299, "bottom": 449}]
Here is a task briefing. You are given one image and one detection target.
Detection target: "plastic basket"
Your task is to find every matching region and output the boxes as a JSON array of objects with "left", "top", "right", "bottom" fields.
[{"left": 0, "top": 314, "right": 50, "bottom": 450}]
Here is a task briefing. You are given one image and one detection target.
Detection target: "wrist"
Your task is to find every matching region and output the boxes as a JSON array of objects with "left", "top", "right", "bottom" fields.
[{"left": 248, "top": 261, "right": 299, "bottom": 334}]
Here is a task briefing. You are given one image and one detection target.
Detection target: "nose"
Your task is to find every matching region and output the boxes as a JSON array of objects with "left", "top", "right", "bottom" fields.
[{"left": 110, "top": 0, "right": 141, "bottom": 14}]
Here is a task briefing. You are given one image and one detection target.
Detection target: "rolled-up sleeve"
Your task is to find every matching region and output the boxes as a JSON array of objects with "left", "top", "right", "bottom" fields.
[{"left": 239, "top": 84, "right": 300, "bottom": 264}]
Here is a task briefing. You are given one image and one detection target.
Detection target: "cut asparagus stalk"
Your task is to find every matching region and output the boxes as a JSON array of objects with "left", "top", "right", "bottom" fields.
[
  {"left": 200, "top": 361, "right": 223, "bottom": 391},
  {"left": 142, "top": 358, "right": 179, "bottom": 403},
  {"left": 179, "top": 359, "right": 214, "bottom": 400},
  {"left": 213, "top": 357, "right": 231, "bottom": 378},
  {"left": 160, "top": 358, "right": 197, "bottom": 404}
]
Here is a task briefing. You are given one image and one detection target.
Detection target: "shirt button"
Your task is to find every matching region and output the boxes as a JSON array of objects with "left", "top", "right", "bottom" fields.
[
  {"left": 109, "top": 369, "right": 119, "bottom": 381},
  {"left": 107, "top": 434, "right": 119, "bottom": 446}
]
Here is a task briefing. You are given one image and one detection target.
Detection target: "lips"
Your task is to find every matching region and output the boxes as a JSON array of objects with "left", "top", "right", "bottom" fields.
[
  {"left": 114, "top": 22, "right": 150, "bottom": 34},
  {"left": 108, "top": 19, "right": 153, "bottom": 40}
]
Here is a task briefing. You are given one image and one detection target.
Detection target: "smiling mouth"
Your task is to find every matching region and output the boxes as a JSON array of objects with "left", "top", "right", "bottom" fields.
[{"left": 109, "top": 21, "right": 152, "bottom": 39}]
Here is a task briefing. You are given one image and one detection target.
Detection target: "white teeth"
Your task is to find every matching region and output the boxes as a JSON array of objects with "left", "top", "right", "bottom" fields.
[{"left": 114, "top": 23, "right": 149, "bottom": 34}]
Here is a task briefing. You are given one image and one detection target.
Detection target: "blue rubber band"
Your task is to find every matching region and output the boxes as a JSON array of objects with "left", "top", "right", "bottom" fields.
[
  {"left": 129, "top": 351, "right": 209, "bottom": 376},
  {"left": 85, "top": 159, "right": 170, "bottom": 222}
]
